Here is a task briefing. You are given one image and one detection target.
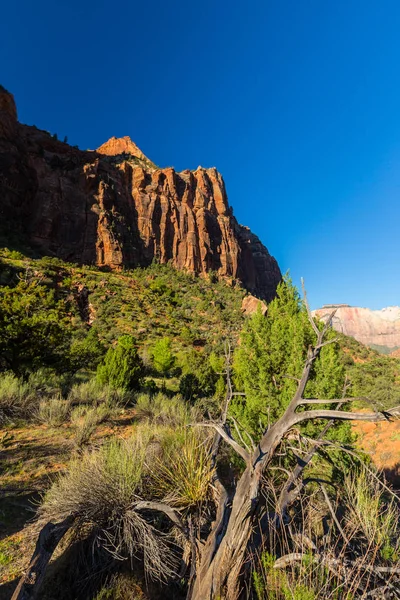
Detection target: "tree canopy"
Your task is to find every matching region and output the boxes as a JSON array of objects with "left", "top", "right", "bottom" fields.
[{"left": 232, "top": 278, "right": 346, "bottom": 437}]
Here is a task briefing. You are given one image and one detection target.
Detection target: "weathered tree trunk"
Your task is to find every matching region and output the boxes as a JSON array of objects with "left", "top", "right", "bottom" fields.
[
  {"left": 189, "top": 423, "right": 286, "bottom": 600},
  {"left": 189, "top": 466, "right": 262, "bottom": 600},
  {"left": 11, "top": 516, "right": 73, "bottom": 600}
]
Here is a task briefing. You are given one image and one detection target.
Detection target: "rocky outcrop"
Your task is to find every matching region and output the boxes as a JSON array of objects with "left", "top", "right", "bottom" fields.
[
  {"left": 0, "top": 87, "right": 281, "bottom": 300},
  {"left": 313, "top": 305, "right": 400, "bottom": 350},
  {"left": 241, "top": 295, "right": 268, "bottom": 316},
  {"left": 96, "top": 136, "right": 149, "bottom": 162}
]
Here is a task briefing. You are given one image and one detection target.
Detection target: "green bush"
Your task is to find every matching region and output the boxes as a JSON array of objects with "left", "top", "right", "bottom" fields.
[
  {"left": 96, "top": 336, "right": 144, "bottom": 391},
  {"left": 151, "top": 337, "right": 175, "bottom": 376},
  {"left": 37, "top": 396, "right": 70, "bottom": 427},
  {"left": 232, "top": 278, "right": 347, "bottom": 438},
  {"left": 68, "top": 378, "right": 131, "bottom": 408},
  {"left": 0, "top": 280, "right": 72, "bottom": 375},
  {"left": 0, "top": 372, "right": 33, "bottom": 422}
]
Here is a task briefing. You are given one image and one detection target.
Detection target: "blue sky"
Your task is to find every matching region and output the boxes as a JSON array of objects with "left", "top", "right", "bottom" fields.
[{"left": 2, "top": 0, "right": 400, "bottom": 309}]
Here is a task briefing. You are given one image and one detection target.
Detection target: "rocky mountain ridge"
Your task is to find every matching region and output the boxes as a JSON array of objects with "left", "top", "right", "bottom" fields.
[
  {"left": 0, "top": 86, "right": 281, "bottom": 301},
  {"left": 313, "top": 304, "right": 400, "bottom": 352}
]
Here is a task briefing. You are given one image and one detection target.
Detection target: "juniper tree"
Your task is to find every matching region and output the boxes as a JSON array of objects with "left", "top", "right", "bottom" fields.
[{"left": 96, "top": 335, "right": 143, "bottom": 391}]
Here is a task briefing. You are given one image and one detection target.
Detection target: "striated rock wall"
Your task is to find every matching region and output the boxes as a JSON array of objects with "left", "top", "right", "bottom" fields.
[
  {"left": 313, "top": 305, "right": 400, "bottom": 350},
  {"left": 0, "top": 87, "right": 281, "bottom": 300}
]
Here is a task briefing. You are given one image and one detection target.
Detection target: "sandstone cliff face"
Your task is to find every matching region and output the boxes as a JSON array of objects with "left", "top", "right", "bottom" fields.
[
  {"left": 0, "top": 87, "right": 281, "bottom": 300},
  {"left": 313, "top": 305, "right": 400, "bottom": 350}
]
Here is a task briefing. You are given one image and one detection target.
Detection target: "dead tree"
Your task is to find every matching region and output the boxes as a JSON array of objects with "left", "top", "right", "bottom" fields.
[
  {"left": 14, "top": 300, "right": 400, "bottom": 600},
  {"left": 185, "top": 300, "right": 400, "bottom": 600}
]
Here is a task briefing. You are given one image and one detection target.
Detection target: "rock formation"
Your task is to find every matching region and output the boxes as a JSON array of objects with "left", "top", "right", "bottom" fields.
[
  {"left": 241, "top": 295, "right": 268, "bottom": 316},
  {"left": 313, "top": 305, "right": 400, "bottom": 351},
  {"left": 0, "top": 86, "right": 281, "bottom": 301}
]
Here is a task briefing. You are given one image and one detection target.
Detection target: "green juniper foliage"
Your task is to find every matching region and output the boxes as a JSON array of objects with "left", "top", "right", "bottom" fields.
[
  {"left": 96, "top": 335, "right": 144, "bottom": 391},
  {"left": 151, "top": 337, "right": 175, "bottom": 376},
  {"left": 232, "top": 278, "right": 348, "bottom": 439},
  {"left": 0, "top": 280, "right": 72, "bottom": 375}
]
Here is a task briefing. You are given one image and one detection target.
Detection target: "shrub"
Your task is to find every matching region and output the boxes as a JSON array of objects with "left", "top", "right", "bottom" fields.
[
  {"left": 96, "top": 336, "right": 144, "bottom": 391},
  {"left": 37, "top": 396, "right": 70, "bottom": 427},
  {"left": 151, "top": 337, "right": 175, "bottom": 376},
  {"left": 28, "top": 368, "right": 65, "bottom": 397},
  {"left": 135, "top": 392, "right": 192, "bottom": 426},
  {"left": 68, "top": 379, "right": 131, "bottom": 408},
  {"left": 150, "top": 429, "right": 214, "bottom": 508},
  {"left": 70, "top": 405, "right": 111, "bottom": 447},
  {"left": 0, "top": 280, "right": 72, "bottom": 375},
  {"left": 39, "top": 433, "right": 179, "bottom": 581},
  {"left": 0, "top": 372, "right": 33, "bottom": 422}
]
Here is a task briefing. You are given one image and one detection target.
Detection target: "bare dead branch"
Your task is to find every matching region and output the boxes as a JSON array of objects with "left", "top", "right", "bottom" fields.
[
  {"left": 133, "top": 501, "right": 188, "bottom": 535},
  {"left": 291, "top": 407, "right": 400, "bottom": 426},
  {"left": 315, "top": 337, "right": 339, "bottom": 350},
  {"left": 298, "top": 398, "right": 354, "bottom": 405},
  {"left": 319, "top": 483, "right": 350, "bottom": 546},
  {"left": 301, "top": 278, "right": 320, "bottom": 337},
  {"left": 231, "top": 416, "right": 251, "bottom": 452},
  {"left": 195, "top": 422, "right": 250, "bottom": 463},
  {"left": 311, "top": 439, "right": 400, "bottom": 502}
]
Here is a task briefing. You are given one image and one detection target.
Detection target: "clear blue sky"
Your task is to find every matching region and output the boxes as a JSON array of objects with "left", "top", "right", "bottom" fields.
[{"left": 2, "top": 0, "right": 400, "bottom": 309}]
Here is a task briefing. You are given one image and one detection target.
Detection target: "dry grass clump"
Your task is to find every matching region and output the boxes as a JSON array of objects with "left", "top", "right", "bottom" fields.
[
  {"left": 0, "top": 372, "right": 33, "bottom": 422},
  {"left": 39, "top": 431, "right": 180, "bottom": 582},
  {"left": 150, "top": 429, "right": 214, "bottom": 508},
  {"left": 68, "top": 379, "right": 131, "bottom": 409},
  {"left": 38, "top": 420, "right": 215, "bottom": 583},
  {"left": 36, "top": 396, "right": 71, "bottom": 427},
  {"left": 135, "top": 392, "right": 195, "bottom": 426},
  {"left": 344, "top": 469, "right": 400, "bottom": 560},
  {"left": 70, "top": 404, "right": 112, "bottom": 447}
]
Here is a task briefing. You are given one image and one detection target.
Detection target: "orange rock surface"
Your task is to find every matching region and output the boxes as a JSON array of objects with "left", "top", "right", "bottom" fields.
[{"left": 0, "top": 87, "right": 281, "bottom": 300}]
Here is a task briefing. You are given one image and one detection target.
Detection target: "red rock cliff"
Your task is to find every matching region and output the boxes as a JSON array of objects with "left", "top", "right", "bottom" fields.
[{"left": 0, "top": 87, "right": 281, "bottom": 300}]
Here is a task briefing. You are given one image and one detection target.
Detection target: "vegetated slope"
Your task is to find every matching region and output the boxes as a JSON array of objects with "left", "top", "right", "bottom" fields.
[
  {"left": 337, "top": 331, "right": 400, "bottom": 482},
  {"left": 0, "top": 86, "right": 281, "bottom": 301},
  {"left": 2, "top": 247, "right": 400, "bottom": 402},
  {"left": 0, "top": 249, "right": 246, "bottom": 366}
]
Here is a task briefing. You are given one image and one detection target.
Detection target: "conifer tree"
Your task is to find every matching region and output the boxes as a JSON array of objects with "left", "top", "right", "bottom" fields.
[
  {"left": 232, "top": 278, "right": 346, "bottom": 436},
  {"left": 151, "top": 337, "right": 175, "bottom": 377},
  {"left": 96, "top": 335, "right": 143, "bottom": 390}
]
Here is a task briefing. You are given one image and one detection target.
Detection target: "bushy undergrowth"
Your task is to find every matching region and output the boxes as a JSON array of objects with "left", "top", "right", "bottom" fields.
[
  {"left": 37, "top": 396, "right": 71, "bottom": 427},
  {"left": 39, "top": 423, "right": 213, "bottom": 582},
  {"left": 70, "top": 404, "right": 112, "bottom": 447},
  {"left": 251, "top": 466, "right": 400, "bottom": 599},
  {"left": 135, "top": 392, "right": 194, "bottom": 426},
  {"left": 0, "top": 372, "right": 33, "bottom": 422},
  {"left": 68, "top": 379, "right": 131, "bottom": 408}
]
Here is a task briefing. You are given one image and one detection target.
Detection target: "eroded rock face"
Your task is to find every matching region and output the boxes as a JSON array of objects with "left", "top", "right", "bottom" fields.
[
  {"left": 313, "top": 305, "right": 400, "bottom": 350},
  {"left": 241, "top": 295, "right": 268, "bottom": 316},
  {"left": 0, "top": 87, "right": 281, "bottom": 300}
]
